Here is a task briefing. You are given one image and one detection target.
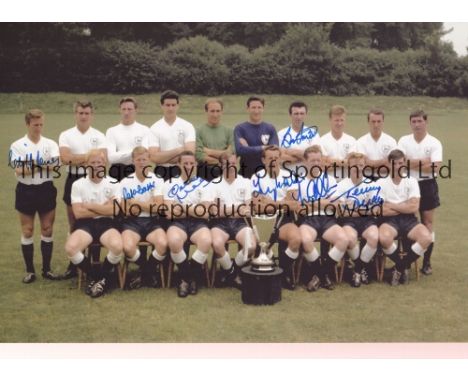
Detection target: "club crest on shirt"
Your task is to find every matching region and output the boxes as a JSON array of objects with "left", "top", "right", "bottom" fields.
[
  {"left": 424, "top": 147, "right": 431, "bottom": 156},
  {"left": 261, "top": 134, "right": 270, "bottom": 145},
  {"left": 237, "top": 188, "right": 246, "bottom": 200},
  {"left": 42, "top": 146, "right": 50, "bottom": 157},
  {"left": 134, "top": 136, "right": 143, "bottom": 146},
  {"left": 104, "top": 187, "right": 113, "bottom": 198},
  {"left": 343, "top": 143, "right": 350, "bottom": 155},
  {"left": 382, "top": 144, "right": 391, "bottom": 154},
  {"left": 90, "top": 137, "right": 98, "bottom": 147},
  {"left": 177, "top": 130, "right": 185, "bottom": 145}
]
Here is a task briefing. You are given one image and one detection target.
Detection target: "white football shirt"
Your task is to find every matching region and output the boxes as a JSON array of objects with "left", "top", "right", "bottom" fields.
[{"left": 106, "top": 122, "right": 152, "bottom": 165}]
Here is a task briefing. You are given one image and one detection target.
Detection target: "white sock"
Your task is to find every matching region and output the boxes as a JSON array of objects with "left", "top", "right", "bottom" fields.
[
  {"left": 107, "top": 251, "right": 122, "bottom": 265},
  {"left": 40, "top": 235, "right": 53, "bottom": 242},
  {"left": 328, "top": 246, "right": 345, "bottom": 262},
  {"left": 127, "top": 249, "right": 141, "bottom": 263},
  {"left": 192, "top": 249, "right": 208, "bottom": 265},
  {"left": 285, "top": 247, "right": 299, "bottom": 260},
  {"left": 347, "top": 245, "right": 360, "bottom": 261},
  {"left": 411, "top": 242, "right": 426, "bottom": 257},
  {"left": 360, "top": 244, "right": 377, "bottom": 263},
  {"left": 21, "top": 236, "right": 34, "bottom": 245},
  {"left": 218, "top": 252, "right": 233, "bottom": 270},
  {"left": 235, "top": 250, "right": 246, "bottom": 267},
  {"left": 171, "top": 250, "right": 187, "bottom": 264},
  {"left": 152, "top": 249, "right": 166, "bottom": 262},
  {"left": 383, "top": 242, "right": 398, "bottom": 255},
  {"left": 69, "top": 251, "right": 85, "bottom": 265},
  {"left": 303, "top": 248, "right": 319, "bottom": 262}
]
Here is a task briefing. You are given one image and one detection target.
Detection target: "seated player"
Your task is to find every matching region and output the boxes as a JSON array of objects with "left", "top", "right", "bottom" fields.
[
  {"left": 377, "top": 149, "right": 432, "bottom": 286},
  {"left": 209, "top": 153, "right": 256, "bottom": 288},
  {"left": 291, "top": 145, "right": 349, "bottom": 291},
  {"left": 118, "top": 147, "right": 167, "bottom": 289},
  {"left": 332, "top": 152, "right": 380, "bottom": 287},
  {"left": 251, "top": 145, "right": 301, "bottom": 290},
  {"left": 64, "top": 150, "right": 123, "bottom": 298},
  {"left": 163, "top": 151, "right": 212, "bottom": 298}
]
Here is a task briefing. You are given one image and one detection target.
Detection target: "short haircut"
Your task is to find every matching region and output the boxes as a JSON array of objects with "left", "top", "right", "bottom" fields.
[
  {"left": 409, "top": 109, "right": 427, "bottom": 121},
  {"left": 178, "top": 150, "right": 195, "bottom": 162},
  {"left": 204, "top": 98, "right": 224, "bottom": 111},
  {"left": 388, "top": 149, "right": 405, "bottom": 162},
  {"left": 329, "top": 105, "right": 346, "bottom": 118},
  {"left": 74, "top": 100, "right": 93, "bottom": 112},
  {"left": 304, "top": 145, "right": 323, "bottom": 160},
  {"left": 160, "top": 90, "right": 179, "bottom": 105},
  {"left": 367, "top": 108, "right": 385, "bottom": 121},
  {"left": 247, "top": 96, "right": 265, "bottom": 107},
  {"left": 85, "top": 149, "right": 106, "bottom": 163},
  {"left": 347, "top": 152, "right": 366, "bottom": 162},
  {"left": 289, "top": 101, "right": 308, "bottom": 114},
  {"left": 131, "top": 146, "right": 149, "bottom": 159},
  {"left": 261, "top": 145, "right": 280, "bottom": 158},
  {"left": 25, "top": 109, "right": 44, "bottom": 124},
  {"left": 120, "top": 97, "right": 138, "bottom": 109}
]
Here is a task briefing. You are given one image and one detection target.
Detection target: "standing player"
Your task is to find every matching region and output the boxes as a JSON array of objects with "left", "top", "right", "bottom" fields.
[
  {"left": 149, "top": 90, "right": 196, "bottom": 181},
  {"left": 291, "top": 146, "right": 349, "bottom": 291},
  {"left": 64, "top": 149, "right": 123, "bottom": 298},
  {"left": 209, "top": 153, "right": 256, "bottom": 288},
  {"left": 195, "top": 98, "right": 233, "bottom": 181},
  {"left": 106, "top": 97, "right": 153, "bottom": 182},
  {"left": 320, "top": 105, "right": 357, "bottom": 181},
  {"left": 398, "top": 110, "right": 442, "bottom": 275},
  {"left": 9, "top": 109, "right": 61, "bottom": 283},
  {"left": 332, "top": 152, "right": 380, "bottom": 287},
  {"left": 59, "top": 100, "right": 107, "bottom": 279},
  {"left": 163, "top": 151, "right": 212, "bottom": 298},
  {"left": 234, "top": 96, "right": 279, "bottom": 179},
  {"left": 251, "top": 145, "right": 301, "bottom": 290},
  {"left": 118, "top": 147, "right": 167, "bottom": 288},
  {"left": 278, "top": 100, "right": 320, "bottom": 178},
  {"left": 356, "top": 108, "right": 397, "bottom": 179},
  {"left": 377, "top": 149, "right": 432, "bottom": 286}
]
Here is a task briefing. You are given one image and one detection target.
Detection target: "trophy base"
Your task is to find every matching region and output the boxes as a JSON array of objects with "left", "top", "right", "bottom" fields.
[{"left": 241, "top": 266, "right": 283, "bottom": 305}]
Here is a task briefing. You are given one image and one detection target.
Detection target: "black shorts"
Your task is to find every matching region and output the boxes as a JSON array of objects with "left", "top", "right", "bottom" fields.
[
  {"left": 418, "top": 178, "right": 440, "bottom": 212},
  {"left": 299, "top": 215, "right": 337, "bottom": 236},
  {"left": 63, "top": 173, "right": 86, "bottom": 206},
  {"left": 338, "top": 216, "right": 377, "bottom": 236},
  {"left": 379, "top": 214, "right": 419, "bottom": 238},
  {"left": 73, "top": 218, "right": 117, "bottom": 244},
  {"left": 109, "top": 163, "right": 135, "bottom": 183},
  {"left": 154, "top": 165, "right": 180, "bottom": 182},
  {"left": 121, "top": 217, "right": 165, "bottom": 238},
  {"left": 170, "top": 218, "right": 207, "bottom": 237},
  {"left": 15, "top": 181, "right": 57, "bottom": 216},
  {"left": 210, "top": 218, "right": 247, "bottom": 240}
]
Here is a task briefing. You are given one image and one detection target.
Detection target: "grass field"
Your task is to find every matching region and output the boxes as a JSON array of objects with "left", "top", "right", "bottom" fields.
[{"left": 0, "top": 93, "right": 467, "bottom": 342}]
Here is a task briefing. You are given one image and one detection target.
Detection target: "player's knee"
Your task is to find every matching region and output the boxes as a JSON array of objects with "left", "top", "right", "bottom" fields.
[
  {"left": 335, "top": 232, "right": 349, "bottom": 250},
  {"left": 212, "top": 237, "right": 226, "bottom": 254},
  {"left": 420, "top": 232, "right": 432, "bottom": 249},
  {"left": 108, "top": 237, "right": 123, "bottom": 254},
  {"left": 65, "top": 240, "right": 78, "bottom": 257},
  {"left": 40, "top": 226, "right": 53, "bottom": 237},
  {"left": 379, "top": 230, "right": 393, "bottom": 247},
  {"left": 197, "top": 235, "right": 212, "bottom": 252},
  {"left": 365, "top": 230, "right": 379, "bottom": 248},
  {"left": 288, "top": 234, "right": 301, "bottom": 251},
  {"left": 168, "top": 235, "right": 183, "bottom": 251},
  {"left": 22, "top": 227, "right": 34, "bottom": 238}
]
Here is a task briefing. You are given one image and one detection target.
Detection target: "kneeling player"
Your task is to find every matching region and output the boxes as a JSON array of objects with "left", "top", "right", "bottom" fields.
[
  {"left": 64, "top": 150, "right": 123, "bottom": 298},
  {"left": 163, "top": 151, "right": 212, "bottom": 297},
  {"left": 293, "top": 146, "right": 349, "bottom": 291},
  {"left": 377, "top": 149, "right": 432, "bottom": 286},
  {"left": 333, "top": 152, "right": 380, "bottom": 287},
  {"left": 118, "top": 147, "right": 167, "bottom": 288},
  {"left": 209, "top": 153, "right": 256, "bottom": 288},
  {"left": 251, "top": 145, "right": 302, "bottom": 290}
]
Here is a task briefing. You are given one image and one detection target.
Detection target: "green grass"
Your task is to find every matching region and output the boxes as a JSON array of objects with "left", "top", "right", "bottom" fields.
[{"left": 1, "top": 93, "right": 467, "bottom": 342}]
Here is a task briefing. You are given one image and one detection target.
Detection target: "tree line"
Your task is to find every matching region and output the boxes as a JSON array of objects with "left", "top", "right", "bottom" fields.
[{"left": 1, "top": 22, "right": 467, "bottom": 96}]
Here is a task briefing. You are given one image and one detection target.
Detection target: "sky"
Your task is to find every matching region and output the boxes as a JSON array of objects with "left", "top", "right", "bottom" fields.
[{"left": 443, "top": 22, "right": 468, "bottom": 56}]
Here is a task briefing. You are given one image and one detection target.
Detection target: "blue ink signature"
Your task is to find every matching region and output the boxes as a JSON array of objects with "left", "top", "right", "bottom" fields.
[
  {"left": 296, "top": 173, "right": 337, "bottom": 203},
  {"left": 8, "top": 149, "right": 59, "bottom": 169},
  {"left": 252, "top": 173, "right": 300, "bottom": 201},
  {"left": 168, "top": 177, "right": 210, "bottom": 203},
  {"left": 280, "top": 125, "right": 318, "bottom": 149},
  {"left": 122, "top": 181, "right": 156, "bottom": 200},
  {"left": 330, "top": 178, "right": 383, "bottom": 210}
]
